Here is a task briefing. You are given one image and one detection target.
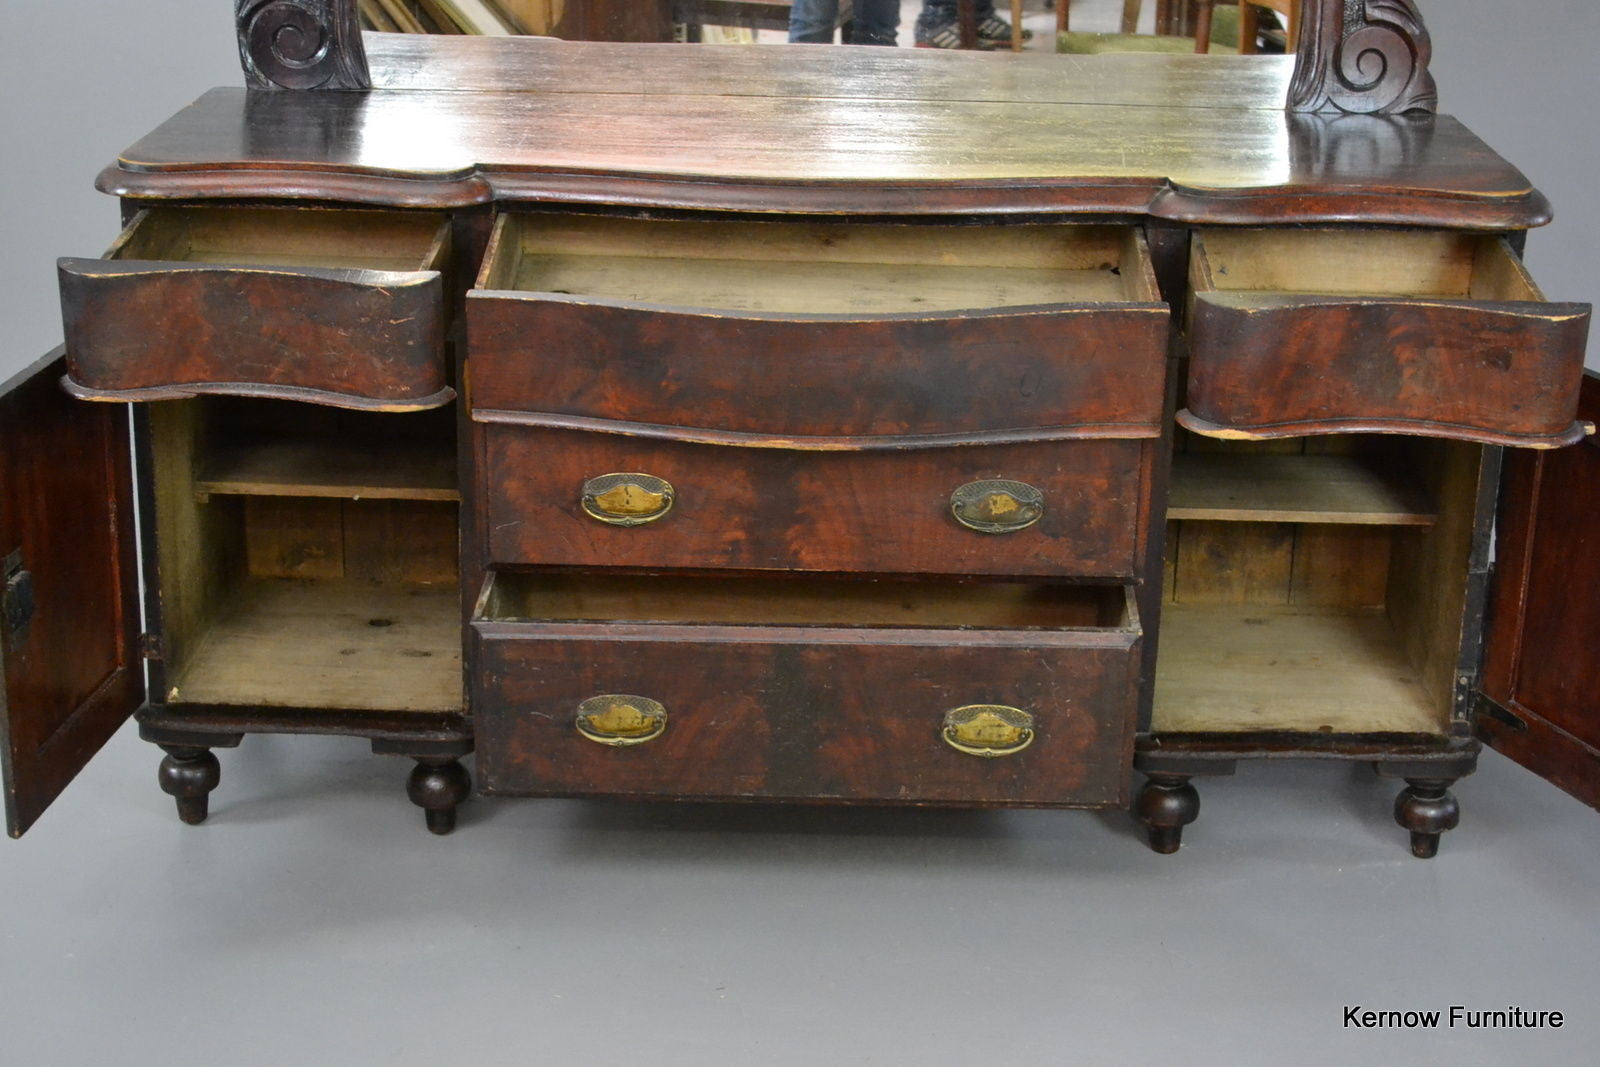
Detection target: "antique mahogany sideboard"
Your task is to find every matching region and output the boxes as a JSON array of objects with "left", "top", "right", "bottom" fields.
[{"left": 3, "top": 1, "right": 1597, "bottom": 856}]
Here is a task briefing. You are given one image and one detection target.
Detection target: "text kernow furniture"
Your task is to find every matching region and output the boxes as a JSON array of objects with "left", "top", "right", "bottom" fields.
[{"left": 3, "top": 1, "right": 1596, "bottom": 855}]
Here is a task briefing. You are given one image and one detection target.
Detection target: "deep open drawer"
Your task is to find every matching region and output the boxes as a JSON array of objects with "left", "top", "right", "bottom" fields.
[
  {"left": 1181, "top": 229, "right": 1592, "bottom": 448},
  {"left": 471, "top": 572, "right": 1141, "bottom": 807},
  {"left": 59, "top": 206, "right": 453, "bottom": 411},
  {"left": 467, "top": 214, "right": 1169, "bottom": 443}
]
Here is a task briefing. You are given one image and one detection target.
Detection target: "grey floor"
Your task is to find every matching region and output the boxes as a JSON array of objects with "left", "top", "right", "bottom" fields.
[
  {"left": 4, "top": 2, "right": 1599, "bottom": 1064},
  {"left": 3, "top": 728, "right": 1597, "bottom": 1064}
]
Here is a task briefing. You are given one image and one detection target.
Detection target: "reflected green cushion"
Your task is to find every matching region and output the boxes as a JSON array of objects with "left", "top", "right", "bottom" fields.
[{"left": 1057, "top": 7, "right": 1242, "bottom": 54}]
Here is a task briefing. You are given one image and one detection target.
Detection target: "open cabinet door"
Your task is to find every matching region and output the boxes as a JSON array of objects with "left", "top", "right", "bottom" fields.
[
  {"left": 0, "top": 349, "right": 143, "bottom": 837},
  {"left": 1479, "top": 370, "right": 1600, "bottom": 809}
]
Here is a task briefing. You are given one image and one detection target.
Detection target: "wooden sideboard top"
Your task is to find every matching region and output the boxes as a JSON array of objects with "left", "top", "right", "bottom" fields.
[{"left": 101, "top": 34, "right": 1545, "bottom": 227}]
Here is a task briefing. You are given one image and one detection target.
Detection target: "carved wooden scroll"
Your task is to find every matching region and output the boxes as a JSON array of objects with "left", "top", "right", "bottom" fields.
[
  {"left": 1289, "top": 0, "right": 1437, "bottom": 114},
  {"left": 236, "top": 0, "right": 370, "bottom": 90}
]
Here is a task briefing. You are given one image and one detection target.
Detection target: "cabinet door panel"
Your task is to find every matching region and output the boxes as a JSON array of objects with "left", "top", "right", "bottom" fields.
[
  {"left": 1480, "top": 371, "right": 1600, "bottom": 808},
  {"left": 0, "top": 350, "right": 142, "bottom": 837}
]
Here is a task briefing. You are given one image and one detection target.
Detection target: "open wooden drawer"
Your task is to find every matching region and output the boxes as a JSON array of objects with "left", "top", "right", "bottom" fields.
[
  {"left": 472, "top": 572, "right": 1141, "bottom": 806},
  {"left": 1181, "top": 229, "right": 1592, "bottom": 448},
  {"left": 59, "top": 206, "right": 453, "bottom": 410},
  {"left": 467, "top": 214, "right": 1169, "bottom": 441}
]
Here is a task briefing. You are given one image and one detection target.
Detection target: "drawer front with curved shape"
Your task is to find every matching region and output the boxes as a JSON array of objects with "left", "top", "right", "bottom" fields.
[
  {"left": 1181, "top": 229, "right": 1592, "bottom": 449},
  {"left": 466, "top": 213, "right": 1170, "bottom": 443},
  {"left": 59, "top": 206, "right": 454, "bottom": 411},
  {"left": 478, "top": 425, "right": 1150, "bottom": 578}
]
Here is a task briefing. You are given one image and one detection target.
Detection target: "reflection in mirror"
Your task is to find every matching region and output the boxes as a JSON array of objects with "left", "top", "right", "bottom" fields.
[{"left": 352, "top": 1, "right": 1295, "bottom": 56}]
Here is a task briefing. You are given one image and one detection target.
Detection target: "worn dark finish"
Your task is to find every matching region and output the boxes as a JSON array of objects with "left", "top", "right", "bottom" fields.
[
  {"left": 1135, "top": 773, "right": 1199, "bottom": 853},
  {"left": 1183, "top": 236, "right": 1592, "bottom": 448},
  {"left": 473, "top": 586, "right": 1141, "bottom": 807},
  {"left": 481, "top": 426, "right": 1150, "bottom": 578},
  {"left": 104, "top": 37, "right": 1548, "bottom": 227},
  {"left": 264, "top": 1, "right": 1427, "bottom": 117},
  {"left": 406, "top": 757, "right": 471, "bottom": 834},
  {"left": 1288, "top": 0, "right": 1434, "bottom": 115},
  {"left": 237, "top": 0, "right": 370, "bottom": 90},
  {"left": 59, "top": 208, "right": 453, "bottom": 411},
  {"left": 9, "top": 20, "right": 1595, "bottom": 848},
  {"left": 469, "top": 293, "right": 1167, "bottom": 444},
  {"left": 1390, "top": 777, "right": 1460, "bottom": 858},
  {"left": 1479, "top": 372, "right": 1600, "bottom": 809},
  {"left": 157, "top": 745, "right": 223, "bottom": 825},
  {"left": 0, "top": 351, "right": 142, "bottom": 838}
]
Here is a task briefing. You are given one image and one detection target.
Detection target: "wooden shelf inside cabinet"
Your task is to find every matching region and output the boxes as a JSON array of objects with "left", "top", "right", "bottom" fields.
[
  {"left": 169, "top": 580, "right": 463, "bottom": 713},
  {"left": 195, "top": 439, "right": 460, "bottom": 503},
  {"left": 1167, "top": 454, "right": 1436, "bottom": 526},
  {"left": 1152, "top": 605, "right": 1449, "bottom": 736}
]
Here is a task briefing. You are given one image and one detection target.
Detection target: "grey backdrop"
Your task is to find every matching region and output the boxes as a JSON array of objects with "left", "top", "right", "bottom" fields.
[{"left": 1, "top": 4, "right": 1597, "bottom": 1065}]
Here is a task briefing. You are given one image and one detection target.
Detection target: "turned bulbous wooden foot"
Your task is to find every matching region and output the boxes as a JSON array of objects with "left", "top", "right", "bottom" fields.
[
  {"left": 1136, "top": 773, "right": 1200, "bottom": 854},
  {"left": 407, "top": 757, "right": 471, "bottom": 835},
  {"left": 157, "top": 745, "right": 222, "bottom": 825},
  {"left": 1393, "top": 778, "right": 1460, "bottom": 858}
]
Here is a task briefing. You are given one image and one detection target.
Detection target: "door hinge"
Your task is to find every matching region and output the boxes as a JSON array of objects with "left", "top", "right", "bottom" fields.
[
  {"left": 2, "top": 549, "right": 35, "bottom": 647},
  {"left": 139, "top": 633, "right": 165, "bottom": 660},
  {"left": 1476, "top": 694, "right": 1528, "bottom": 732}
]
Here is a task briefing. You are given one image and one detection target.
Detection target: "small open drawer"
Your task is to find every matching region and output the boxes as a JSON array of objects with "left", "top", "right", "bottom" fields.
[
  {"left": 60, "top": 206, "right": 453, "bottom": 411},
  {"left": 467, "top": 214, "right": 1169, "bottom": 441},
  {"left": 471, "top": 572, "right": 1141, "bottom": 806},
  {"left": 1181, "top": 229, "right": 1592, "bottom": 448}
]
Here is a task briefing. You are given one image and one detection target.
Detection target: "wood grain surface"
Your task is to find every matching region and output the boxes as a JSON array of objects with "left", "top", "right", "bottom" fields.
[
  {"left": 480, "top": 426, "right": 1150, "bottom": 577},
  {"left": 473, "top": 577, "right": 1139, "bottom": 806},
  {"left": 1182, "top": 232, "right": 1592, "bottom": 447},
  {"left": 60, "top": 208, "right": 455, "bottom": 410},
  {"left": 0, "top": 352, "right": 143, "bottom": 837},
  {"left": 99, "top": 37, "right": 1548, "bottom": 226},
  {"left": 1480, "top": 372, "right": 1600, "bottom": 809}
]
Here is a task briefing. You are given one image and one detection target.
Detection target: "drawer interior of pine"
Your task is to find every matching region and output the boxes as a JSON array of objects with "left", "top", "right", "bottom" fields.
[
  {"left": 1155, "top": 432, "right": 1484, "bottom": 737},
  {"left": 479, "top": 214, "right": 1160, "bottom": 313},
  {"left": 111, "top": 205, "right": 450, "bottom": 272},
  {"left": 1192, "top": 228, "right": 1545, "bottom": 301},
  {"left": 147, "top": 398, "right": 462, "bottom": 713},
  {"left": 481, "top": 572, "right": 1136, "bottom": 633}
]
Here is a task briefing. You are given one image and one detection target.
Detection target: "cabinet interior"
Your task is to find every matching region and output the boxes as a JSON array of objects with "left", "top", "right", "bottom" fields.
[
  {"left": 482, "top": 572, "right": 1135, "bottom": 632},
  {"left": 1155, "top": 432, "right": 1482, "bottom": 736},
  {"left": 112, "top": 205, "right": 449, "bottom": 272},
  {"left": 148, "top": 398, "right": 462, "bottom": 713},
  {"left": 480, "top": 214, "right": 1159, "bottom": 313},
  {"left": 1193, "top": 228, "right": 1545, "bottom": 301}
]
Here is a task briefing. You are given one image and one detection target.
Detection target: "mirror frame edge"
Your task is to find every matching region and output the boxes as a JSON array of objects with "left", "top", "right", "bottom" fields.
[{"left": 231, "top": 0, "right": 1438, "bottom": 115}]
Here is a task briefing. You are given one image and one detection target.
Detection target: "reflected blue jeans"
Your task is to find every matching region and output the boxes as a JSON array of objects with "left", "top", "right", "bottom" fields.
[{"left": 788, "top": 0, "right": 901, "bottom": 46}]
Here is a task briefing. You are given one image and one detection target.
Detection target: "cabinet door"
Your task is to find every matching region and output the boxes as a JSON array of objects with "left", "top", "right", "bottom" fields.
[
  {"left": 1479, "top": 370, "right": 1600, "bottom": 809},
  {"left": 0, "top": 349, "right": 142, "bottom": 837}
]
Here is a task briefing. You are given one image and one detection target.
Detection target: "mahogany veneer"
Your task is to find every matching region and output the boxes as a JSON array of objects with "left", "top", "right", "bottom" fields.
[{"left": 3, "top": 23, "right": 1596, "bottom": 854}]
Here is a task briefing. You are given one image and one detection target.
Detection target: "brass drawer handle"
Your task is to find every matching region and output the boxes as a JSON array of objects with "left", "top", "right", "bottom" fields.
[
  {"left": 581, "top": 473, "right": 675, "bottom": 526},
  {"left": 950, "top": 479, "right": 1044, "bottom": 534},
  {"left": 576, "top": 694, "right": 668, "bottom": 746},
  {"left": 942, "top": 705, "right": 1035, "bottom": 758}
]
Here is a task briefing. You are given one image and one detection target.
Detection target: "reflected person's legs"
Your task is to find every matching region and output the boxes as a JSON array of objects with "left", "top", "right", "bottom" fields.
[
  {"left": 916, "top": 0, "right": 999, "bottom": 45},
  {"left": 789, "top": 0, "right": 844, "bottom": 42},
  {"left": 851, "top": 0, "right": 902, "bottom": 45}
]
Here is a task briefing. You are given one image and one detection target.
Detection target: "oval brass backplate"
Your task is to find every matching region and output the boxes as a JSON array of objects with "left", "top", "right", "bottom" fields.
[
  {"left": 942, "top": 705, "right": 1035, "bottom": 758},
  {"left": 950, "top": 479, "right": 1044, "bottom": 534},
  {"left": 575, "top": 695, "right": 668, "bottom": 746},
  {"left": 581, "top": 473, "right": 675, "bottom": 526}
]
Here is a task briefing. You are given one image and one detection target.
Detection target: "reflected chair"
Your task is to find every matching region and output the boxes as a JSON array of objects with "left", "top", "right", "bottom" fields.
[
  {"left": 1057, "top": 0, "right": 1297, "bottom": 55},
  {"left": 673, "top": 0, "right": 854, "bottom": 43}
]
